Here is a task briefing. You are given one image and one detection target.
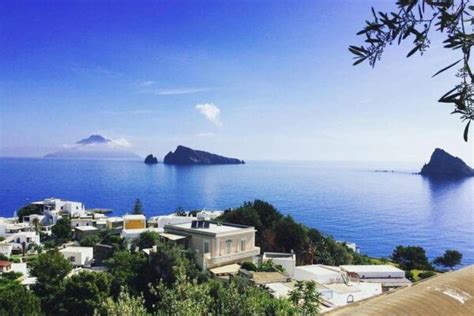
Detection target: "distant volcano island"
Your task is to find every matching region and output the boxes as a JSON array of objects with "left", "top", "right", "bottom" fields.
[
  {"left": 163, "top": 145, "right": 245, "bottom": 165},
  {"left": 45, "top": 135, "right": 140, "bottom": 160}
]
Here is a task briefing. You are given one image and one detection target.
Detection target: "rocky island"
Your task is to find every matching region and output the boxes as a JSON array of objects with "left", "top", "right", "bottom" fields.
[
  {"left": 164, "top": 145, "right": 245, "bottom": 165},
  {"left": 144, "top": 154, "right": 159, "bottom": 164},
  {"left": 420, "top": 148, "right": 474, "bottom": 178}
]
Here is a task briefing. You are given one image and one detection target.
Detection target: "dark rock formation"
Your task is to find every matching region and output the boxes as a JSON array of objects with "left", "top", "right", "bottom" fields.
[
  {"left": 420, "top": 148, "right": 474, "bottom": 178},
  {"left": 144, "top": 154, "right": 158, "bottom": 164},
  {"left": 164, "top": 145, "right": 245, "bottom": 165}
]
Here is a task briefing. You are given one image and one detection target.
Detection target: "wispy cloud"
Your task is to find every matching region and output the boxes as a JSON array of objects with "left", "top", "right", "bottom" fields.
[
  {"left": 102, "top": 109, "right": 155, "bottom": 115},
  {"left": 71, "top": 65, "right": 123, "bottom": 78},
  {"left": 195, "top": 103, "right": 222, "bottom": 127},
  {"left": 139, "top": 80, "right": 156, "bottom": 87},
  {"left": 195, "top": 132, "right": 216, "bottom": 138},
  {"left": 153, "top": 87, "right": 209, "bottom": 96}
]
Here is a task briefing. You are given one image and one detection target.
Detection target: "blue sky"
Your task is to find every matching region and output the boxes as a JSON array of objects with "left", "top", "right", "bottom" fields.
[{"left": 0, "top": 0, "right": 472, "bottom": 164}]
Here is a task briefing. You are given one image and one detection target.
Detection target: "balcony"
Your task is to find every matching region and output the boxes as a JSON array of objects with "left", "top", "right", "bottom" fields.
[{"left": 205, "top": 246, "right": 260, "bottom": 266}]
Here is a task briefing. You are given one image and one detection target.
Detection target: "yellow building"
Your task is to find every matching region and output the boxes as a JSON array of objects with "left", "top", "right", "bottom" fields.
[{"left": 123, "top": 214, "right": 146, "bottom": 230}]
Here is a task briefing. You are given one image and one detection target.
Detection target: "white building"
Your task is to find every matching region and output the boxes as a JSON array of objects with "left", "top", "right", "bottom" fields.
[
  {"left": 164, "top": 220, "right": 260, "bottom": 270},
  {"left": 60, "top": 246, "right": 94, "bottom": 267},
  {"left": 262, "top": 252, "right": 296, "bottom": 277},
  {"left": 32, "top": 198, "right": 86, "bottom": 224},
  {"left": 148, "top": 214, "right": 195, "bottom": 229},
  {"left": 294, "top": 265, "right": 344, "bottom": 284},
  {"left": 340, "top": 265, "right": 411, "bottom": 290},
  {"left": 0, "top": 218, "right": 41, "bottom": 251},
  {"left": 0, "top": 243, "right": 13, "bottom": 257}
]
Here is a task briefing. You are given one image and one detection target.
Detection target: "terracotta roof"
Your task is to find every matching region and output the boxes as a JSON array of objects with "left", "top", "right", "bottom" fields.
[
  {"left": 326, "top": 265, "right": 474, "bottom": 316},
  {"left": 0, "top": 260, "right": 12, "bottom": 267}
]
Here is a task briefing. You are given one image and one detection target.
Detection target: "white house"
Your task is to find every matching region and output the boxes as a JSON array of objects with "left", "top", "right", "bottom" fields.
[
  {"left": 164, "top": 220, "right": 260, "bottom": 270},
  {"left": 60, "top": 246, "right": 94, "bottom": 267},
  {"left": 32, "top": 198, "right": 86, "bottom": 224},
  {"left": 0, "top": 243, "right": 13, "bottom": 257},
  {"left": 262, "top": 252, "right": 296, "bottom": 277},
  {"left": 0, "top": 218, "right": 41, "bottom": 251},
  {"left": 294, "top": 265, "right": 344, "bottom": 284},
  {"left": 340, "top": 265, "right": 411, "bottom": 290}
]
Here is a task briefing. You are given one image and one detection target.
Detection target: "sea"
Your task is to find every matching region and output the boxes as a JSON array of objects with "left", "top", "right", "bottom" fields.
[{"left": 1, "top": 158, "right": 473, "bottom": 265}]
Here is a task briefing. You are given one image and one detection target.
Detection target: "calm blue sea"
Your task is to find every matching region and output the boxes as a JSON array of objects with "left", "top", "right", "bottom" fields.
[{"left": 1, "top": 158, "right": 473, "bottom": 265}]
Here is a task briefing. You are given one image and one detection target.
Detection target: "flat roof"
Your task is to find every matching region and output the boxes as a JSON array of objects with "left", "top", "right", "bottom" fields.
[
  {"left": 123, "top": 214, "right": 146, "bottom": 220},
  {"left": 74, "top": 226, "right": 98, "bottom": 231},
  {"left": 209, "top": 263, "right": 241, "bottom": 275},
  {"left": 160, "top": 232, "right": 187, "bottom": 241},
  {"left": 166, "top": 221, "right": 254, "bottom": 234},
  {"left": 60, "top": 246, "right": 93, "bottom": 252},
  {"left": 327, "top": 265, "right": 474, "bottom": 316},
  {"left": 252, "top": 272, "right": 289, "bottom": 285},
  {"left": 340, "top": 265, "right": 403, "bottom": 273},
  {"left": 295, "top": 264, "right": 341, "bottom": 275}
]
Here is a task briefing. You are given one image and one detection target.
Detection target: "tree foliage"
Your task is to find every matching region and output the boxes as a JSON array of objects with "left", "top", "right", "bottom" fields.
[
  {"left": 132, "top": 198, "right": 144, "bottom": 215},
  {"left": 0, "top": 281, "right": 42, "bottom": 316},
  {"left": 16, "top": 204, "right": 42, "bottom": 222},
  {"left": 61, "top": 271, "right": 112, "bottom": 316},
  {"left": 433, "top": 249, "right": 463, "bottom": 269},
  {"left": 351, "top": 0, "right": 473, "bottom": 141},
  {"left": 289, "top": 280, "right": 321, "bottom": 315},
  {"left": 220, "top": 200, "right": 369, "bottom": 266},
  {"left": 96, "top": 288, "right": 149, "bottom": 316},
  {"left": 391, "top": 245, "right": 433, "bottom": 270},
  {"left": 30, "top": 249, "right": 73, "bottom": 314},
  {"left": 51, "top": 217, "right": 73, "bottom": 243}
]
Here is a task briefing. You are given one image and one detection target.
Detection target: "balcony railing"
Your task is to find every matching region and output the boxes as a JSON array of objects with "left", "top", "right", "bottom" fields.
[{"left": 206, "top": 246, "right": 260, "bottom": 265}]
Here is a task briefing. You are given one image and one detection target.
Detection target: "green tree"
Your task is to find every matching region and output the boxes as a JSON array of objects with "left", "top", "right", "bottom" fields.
[
  {"left": 104, "top": 250, "right": 148, "bottom": 296},
  {"left": 175, "top": 206, "right": 187, "bottom": 216},
  {"left": 16, "top": 204, "right": 42, "bottom": 222},
  {"left": 391, "top": 245, "right": 432, "bottom": 270},
  {"left": 51, "top": 217, "right": 73, "bottom": 243},
  {"left": 134, "top": 231, "right": 159, "bottom": 250},
  {"left": 351, "top": 1, "right": 473, "bottom": 141},
  {"left": 61, "top": 271, "right": 112, "bottom": 316},
  {"left": 132, "top": 199, "right": 143, "bottom": 215},
  {"left": 79, "top": 235, "right": 101, "bottom": 247},
  {"left": 30, "top": 249, "right": 72, "bottom": 314},
  {"left": 152, "top": 265, "right": 212, "bottom": 315},
  {"left": 0, "top": 282, "right": 42, "bottom": 315},
  {"left": 433, "top": 249, "right": 463, "bottom": 270},
  {"left": 95, "top": 288, "right": 149, "bottom": 316},
  {"left": 289, "top": 280, "right": 321, "bottom": 315}
]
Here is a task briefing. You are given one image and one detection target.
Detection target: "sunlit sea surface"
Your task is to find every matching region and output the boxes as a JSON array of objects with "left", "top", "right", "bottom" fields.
[{"left": 1, "top": 158, "right": 472, "bottom": 264}]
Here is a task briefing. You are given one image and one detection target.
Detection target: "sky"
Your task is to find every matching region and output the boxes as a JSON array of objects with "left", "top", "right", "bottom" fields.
[{"left": 0, "top": 0, "right": 472, "bottom": 164}]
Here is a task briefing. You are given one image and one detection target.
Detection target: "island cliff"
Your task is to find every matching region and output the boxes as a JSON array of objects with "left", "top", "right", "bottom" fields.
[
  {"left": 164, "top": 145, "right": 245, "bottom": 165},
  {"left": 144, "top": 154, "right": 158, "bottom": 164},
  {"left": 420, "top": 148, "right": 474, "bottom": 178}
]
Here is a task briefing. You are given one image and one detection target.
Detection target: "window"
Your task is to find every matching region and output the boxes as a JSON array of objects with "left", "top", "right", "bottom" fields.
[
  {"left": 347, "top": 295, "right": 354, "bottom": 303},
  {"left": 240, "top": 240, "right": 246, "bottom": 252},
  {"left": 204, "top": 241, "right": 210, "bottom": 254},
  {"left": 226, "top": 240, "right": 232, "bottom": 254},
  {"left": 69, "top": 256, "right": 75, "bottom": 262}
]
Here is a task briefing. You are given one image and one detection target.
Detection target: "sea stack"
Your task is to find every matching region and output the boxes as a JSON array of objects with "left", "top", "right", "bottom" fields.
[
  {"left": 420, "top": 148, "right": 474, "bottom": 178},
  {"left": 144, "top": 154, "right": 158, "bottom": 164},
  {"left": 164, "top": 145, "right": 245, "bottom": 165}
]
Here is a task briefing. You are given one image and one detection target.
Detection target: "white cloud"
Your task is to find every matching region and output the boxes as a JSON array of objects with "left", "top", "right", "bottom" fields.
[
  {"left": 195, "top": 103, "right": 222, "bottom": 127},
  {"left": 196, "top": 132, "right": 216, "bottom": 138},
  {"left": 110, "top": 138, "right": 131, "bottom": 148},
  {"left": 139, "top": 80, "right": 156, "bottom": 87},
  {"left": 153, "top": 87, "right": 209, "bottom": 95}
]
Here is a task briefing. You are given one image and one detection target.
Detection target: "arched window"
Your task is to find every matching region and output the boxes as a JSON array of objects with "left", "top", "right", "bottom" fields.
[{"left": 347, "top": 295, "right": 354, "bottom": 303}]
